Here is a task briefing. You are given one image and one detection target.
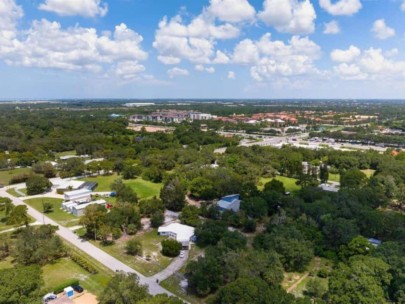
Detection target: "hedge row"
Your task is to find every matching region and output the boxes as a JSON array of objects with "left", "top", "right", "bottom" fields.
[
  {"left": 69, "top": 251, "right": 98, "bottom": 274},
  {"left": 54, "top": 279, "right": 80, "bottom": 294}
]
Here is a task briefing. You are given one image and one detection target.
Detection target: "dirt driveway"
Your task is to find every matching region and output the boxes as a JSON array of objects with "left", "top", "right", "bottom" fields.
[{"left": 73, "top": 293, "right": 98, "bottom": 304}]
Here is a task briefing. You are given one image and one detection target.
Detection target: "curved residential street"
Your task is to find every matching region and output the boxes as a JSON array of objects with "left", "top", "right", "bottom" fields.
[{"left": 0, "top": 188, "right": 188, "bottom": 299}]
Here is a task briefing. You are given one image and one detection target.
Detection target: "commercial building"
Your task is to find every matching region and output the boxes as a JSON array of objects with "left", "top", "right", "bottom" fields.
[
  {"left": 129, "top": 110, "right": 215, "bottom": 124},
  {"left": 71, "top": 199, "right": 107, "bottom": 217},
  {"left": 64, "top": 188, "right": 92, "bottom": 204}
]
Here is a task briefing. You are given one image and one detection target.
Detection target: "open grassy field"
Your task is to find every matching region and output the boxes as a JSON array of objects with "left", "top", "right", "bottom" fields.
[
  {"left": 0, "top": 168, "right": 32, "bottom": 185},
  {"left": 42, "top": 257, "right": 111, "bottom": 296},
  {"left": 24, "top": 197, "right": 80, "bottom": 227},
  {"left": 258, "top": 176, "right": 301, "bottom": 193},
  {"left": 80, "top": 175, "right": 162, "bottom": 199},
  {"left": 90, "top": 229, "right": 171, "bottom": 276}
]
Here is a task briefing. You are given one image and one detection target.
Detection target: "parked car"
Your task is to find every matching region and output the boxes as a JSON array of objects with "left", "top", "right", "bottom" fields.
[
  {"left": 42, "top": 293, "right": 57, "bottom": 303},
  {"left": 179, "top": 251, "right": 185, "bottom": 258},
  {"left": 72, "top": 285, "right": 84, "bottom": 293}
]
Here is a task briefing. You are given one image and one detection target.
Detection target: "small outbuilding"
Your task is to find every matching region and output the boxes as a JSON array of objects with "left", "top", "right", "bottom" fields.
[{"left": 63, "top": 287, "right": 74, "bottom": 298}]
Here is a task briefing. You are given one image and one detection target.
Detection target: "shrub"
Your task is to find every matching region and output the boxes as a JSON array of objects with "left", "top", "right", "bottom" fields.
[
  {"left": 126, "top": 224, "right": 138, "bottom": 235},
  {"left": 53, "top": 279, "right": 80, "bottom": 294},
  {"left": 112, "top": 228, "right": 122, "bottom": 240},
  {"left": 69, "top": 252, "right": 98, "bottom": 274},
  {"left": 126, "top": 239, "right": 142, "bottom": 256},
  {"left": 243, "top": 219, "right": 257, "bottom": 233},
  {"left": 9, "top": 174, "right": 31, "bottom": 185},
  {"left": 161, "top": 239, "right": 182, "bottom": 257},
  {"left": 317, "top": 268, "right": 329, "bottom": 278}
]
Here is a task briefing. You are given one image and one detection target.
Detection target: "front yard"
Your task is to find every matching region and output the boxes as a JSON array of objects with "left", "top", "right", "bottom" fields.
[
  {"left": 90, "top": 229, "right": 172, "bottom": 276},
  {"left": 24, "top": 197, "right": 80, "bottom": 227},
  {"left": 258, "top": 175, "right": 301, "bottom": 193}
]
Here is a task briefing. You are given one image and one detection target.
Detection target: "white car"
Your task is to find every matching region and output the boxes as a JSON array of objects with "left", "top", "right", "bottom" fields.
[{"left": 179, "top": 251, "right": 185, "bottom": 258}]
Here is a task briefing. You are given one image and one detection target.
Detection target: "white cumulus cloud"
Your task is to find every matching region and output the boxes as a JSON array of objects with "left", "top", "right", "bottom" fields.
[
  {"left": 167, "top": 67, "right": 189, "bottom": 78},
  {"left": 228, "top": 71, "right": 236, "bottom": 79},
  {"left": 1, "top": 19, "right": 148, "bottom": 80},
  {"left": 333, "top": 48, "right": 405, "bottom": 80},
  {"left": 319, "top": 0, "right": 362, "bottom": 16},
  {"left": 153, "top": 14, "right": 239, "bottom": 65},
  {"left": 323, "top": 20, "right": 340, "bottom": 34},
  {"left": 258, "top": 0, "right": 316, "bottom": 35},
  {"left": 232, "top": 33, "right": 321, "bottom": 82},
  {"left": 330, "top": 45, "right": 361, "bottom": 63},
  {"left": 39, "top": 0, "right": 108, "bottom": 17},
  {"left": 371, "top": 19, "right": 395, "bottom": 40},
  {"left": 207, "top": 0, "right": 256, "bottom": 23}
]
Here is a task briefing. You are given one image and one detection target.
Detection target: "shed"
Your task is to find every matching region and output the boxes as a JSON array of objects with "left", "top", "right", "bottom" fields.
[{"left": 63, "top": 287, "right": 74, "bottom": 298}]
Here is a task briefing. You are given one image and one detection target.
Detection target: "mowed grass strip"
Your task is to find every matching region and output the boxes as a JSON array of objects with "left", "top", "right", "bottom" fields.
[
  {"left": 80, "top": 175, "right": 162, "bottom": 199},
  {"left": 24, "top": 197, "right": 80, "bottom": 227},
  {"left": 0, "top": 168, "right": 32, "bottom": 185},
  {"left": 259, "top": 176, "right": 301, "bottom": 193}
]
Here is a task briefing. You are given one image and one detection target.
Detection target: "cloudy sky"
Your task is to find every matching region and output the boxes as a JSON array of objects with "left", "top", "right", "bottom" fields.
[{"left": 1, "top": 0, "right": 405, "bottom": 99}]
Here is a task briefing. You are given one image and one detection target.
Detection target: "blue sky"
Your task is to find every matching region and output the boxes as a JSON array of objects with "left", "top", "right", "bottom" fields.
[{"left": 1, "top": 0, "right": 405, "bottom": 99}]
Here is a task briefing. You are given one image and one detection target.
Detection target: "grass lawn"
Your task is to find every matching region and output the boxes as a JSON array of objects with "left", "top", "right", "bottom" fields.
[
  {"left": 258, "top": 175, "right": 301, "bottom": 193},
  {"left": 328, "top": 173, "right": 340, "bottom": 183},
  {"left": 6, "top": 188, "right": 27, "bottom": 197},
  {"left": 24, "top": 197, "right": 80, "bottom": 227},
  {"left": 0, "top": 256, "right": 14, "bottom": 270},
  {"left": 81, "top": 175, "right": 162, "bottom": 199},
  {"left": 0, "top": 210, "right": 15, "bottom": 232},
  {"left": 90, "top": 229, "right": 172, "bottom": 276},
  {"left": 55, "top": 150, "right": 77, "bottom": 158},
  {"left": 42, "top": 257, "right": 111, "bottom": 296},
  {"left": 0, "top": 168, "right": 32, "bottom": 185},
  {"left": 282, "top": 257, "right": 332, "bottom": 298},
  {"left": 361, "top": 169, "right": 376, "bottom": 178}
]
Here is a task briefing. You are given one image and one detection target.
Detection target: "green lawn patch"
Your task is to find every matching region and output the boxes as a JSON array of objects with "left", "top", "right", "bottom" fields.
[
  {"left": 90, "top": 229, "right": 172, "bottom": 276},
  {"left": 24, "top": 197, "right": 80, "bottom": 227},
  {"left": 42, "top": 257, "right": 111, "bottom": 296},
  {"left": 0, "top": 168, "right": 32, "bottom": 185},
  {"left": 0, "top": 256, "right": 14, "bottom": 270},
  {"left": 6, "top": 188, "right": 27, "bottom": 197},
  {"left": 328, "top": 173, "right": 340, "bottom": 183},
  {"left": 81, "top": 175, "right": 162, "bottom": 199},
  {"left": 258, "top": 176, "right": 300, "bottom": 193},
  {"left": 0, "top": 210, "right": 14, "bottom": 232},
  {"left": 361, "top": 169, "right": 375, "bottom": 178},
  {"left": 55, "top": 150, "right": 77, "bottom": 158}
]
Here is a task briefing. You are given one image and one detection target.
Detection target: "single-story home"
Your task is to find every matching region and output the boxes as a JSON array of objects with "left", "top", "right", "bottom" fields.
[
  {"left": 64, "top": 188, "right": 92, "bottom": 203},
  {"left": 217, "top": 194, "right": 241, "bottom": 212},
  {"left": 158, "top": 223, "right": 195, "bottom": 249},
  {"left": 71, "top": 199, "right": 106, "bottom": 217},
  {"left": 319, "top": 183, "right": 340, "bottom": 192},
  {"left": 50, "top": 178, "right": 85, "bottom": 191}
]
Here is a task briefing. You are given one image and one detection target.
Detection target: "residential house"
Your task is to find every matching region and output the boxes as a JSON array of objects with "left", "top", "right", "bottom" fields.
[
  {"left": 217, "top": 194, "right": 241, "bottom": 212},
  {"left": 158, "top": 223, "right": 195, "bottom": 249}
]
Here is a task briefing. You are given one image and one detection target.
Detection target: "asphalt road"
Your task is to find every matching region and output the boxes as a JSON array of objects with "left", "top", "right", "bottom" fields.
[{"left": 0, "top": 189, "right": 182, "bottom": 297}]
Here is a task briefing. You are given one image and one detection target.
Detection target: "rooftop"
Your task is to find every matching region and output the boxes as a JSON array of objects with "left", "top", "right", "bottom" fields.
[{"left": 158, "top": 223, "right": 195, "bottom": 242}]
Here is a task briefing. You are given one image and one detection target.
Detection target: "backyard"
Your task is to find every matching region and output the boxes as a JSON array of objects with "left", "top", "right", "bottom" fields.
[
  {"left": 90, "top": 229, "right": 172, "bottom": 276},
  {"left": 80, "top": 175, "right": 162, "bottom": 199},
  {"left": 258, "top": 176, "right": 301, "bottom": 193},
  {"left": 0, "top": 168, "right": 32, "bottom": 185},
  {"left": 282, "top": 257, "right": 331, "bottom": 298},
  {"left": 24, "top": 197, "right": 80, "bottom": 227}
]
